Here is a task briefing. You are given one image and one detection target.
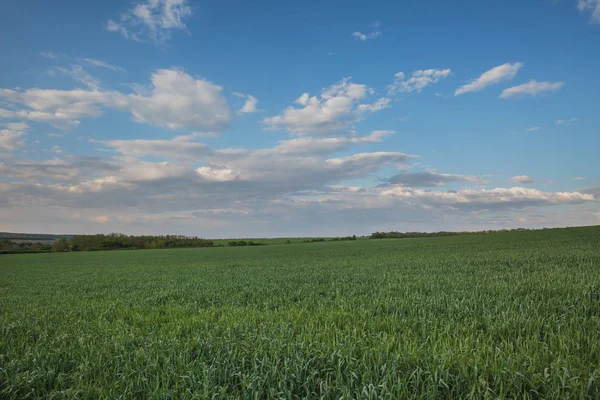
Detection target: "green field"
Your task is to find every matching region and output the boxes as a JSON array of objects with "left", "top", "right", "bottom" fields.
[{"left": 1, "top": 227, "right": 600, "bottom": 399}]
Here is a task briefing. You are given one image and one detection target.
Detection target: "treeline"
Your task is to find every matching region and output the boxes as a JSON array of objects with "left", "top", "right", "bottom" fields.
[
  {"left": 303, "top": 236, "right": 357, "bottom": 243},
  {"left": 228, "top": 240, "right": 265, "bottom": 247},
  {"left": 52, "top": 233, "right": 214, "bottom": 252},
  {"left": 370, "top": 228, "right": 534, "bottom": 239},
  {"left": 0, "top": 240, "right": 52, "bottom": 254}
]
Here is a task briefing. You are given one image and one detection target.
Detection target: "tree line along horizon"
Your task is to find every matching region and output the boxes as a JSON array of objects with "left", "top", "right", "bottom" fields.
[{"left": 0, "top": 226, "right": 575, "bottom": 254}]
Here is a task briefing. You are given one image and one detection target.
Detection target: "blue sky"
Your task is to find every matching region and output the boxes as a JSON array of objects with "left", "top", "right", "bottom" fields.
[{"left": 0, "top": 0, "right": 599, "bottom": 236}]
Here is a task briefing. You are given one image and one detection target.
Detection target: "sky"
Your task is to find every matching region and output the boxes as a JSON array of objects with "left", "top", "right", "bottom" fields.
[{"left": 0, "top": 0, "right": 599, "bottom": 237}]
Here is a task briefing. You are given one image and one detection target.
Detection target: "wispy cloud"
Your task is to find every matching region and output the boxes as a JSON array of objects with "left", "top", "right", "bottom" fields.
[
  {"left": 572, "top": 177, "right": 586, "bottom": 181},
  {"left": 106, "top": 0, "right": 193, "bottom": 44},
  {"left": 455, "top": 62, "right": 523, "bottom": 96},
  {"left": 511, "top": 175, "right": 535, "bottom": 184},
  {"left": 80, "top": 58, "right": 126, "bottom": 72},
  {"left": 352, "top": 22, "right": 382, "bottom": 41},
  {"left": 500, "top": 80, "right": 565, "bottom": 99},
  {"left": 388, "top": 69, "right": 451, "bottom": 95},
  {"left": 52, "top": 65, "right": 101, "bottom": 90},
  {"left": 40, "top": 51, "right": 57, "bottom": 59},
  {"left": 526, "top": 126, "right": 540, "bottom": 132},
  {"left": 556, "top": 117, "right": 578, "bottom": 126},
  {"left": 578, "top": 0, "right": 600, "bottom": 23}
]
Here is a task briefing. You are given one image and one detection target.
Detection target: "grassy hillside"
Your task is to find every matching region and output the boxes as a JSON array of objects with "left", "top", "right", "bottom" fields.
[{"left": 1, "top": 226, "right": 599, "bottom": 398}]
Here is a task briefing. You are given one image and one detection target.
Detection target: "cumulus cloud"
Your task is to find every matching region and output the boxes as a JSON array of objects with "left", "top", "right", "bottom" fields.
[
  {"left": 455, "top": 62, "right": 523, "bottom": 96},
  {"left": 0, "top": 68, "right": 232, "bottom": 132},
  {"left": 126, "top": 69, "right": 231, "bottom": 130},
  {"left": 387, "top": 69, "right": 451, "bottom": 95},
  {"left": 264, "top": 78, "right": 390, "bottom": 135},
  {"left": 500, "top": 80, "right": 565, "bottom": 99},
  {"left": 578, "top": 0, "right": 600, "bottom": 23},
  {"left": 511, "top": 175, "right": 535, "bottom": 184},
  {"left": 384, "top": 172, "right": 490, "bottom": 187},
  {"left": 106, "top": 0, "right": 192, "bottom": 43}
]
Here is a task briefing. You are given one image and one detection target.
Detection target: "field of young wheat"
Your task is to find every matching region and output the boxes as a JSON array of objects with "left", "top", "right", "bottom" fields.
[{"left": 1, "top": 226, "right": 599, "bottom": 399}]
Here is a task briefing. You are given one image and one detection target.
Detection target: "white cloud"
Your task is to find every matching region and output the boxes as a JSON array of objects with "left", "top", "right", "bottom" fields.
[
  {"left": 556, "top": 117, "right": 578, "bottom": 126},
  {"left": 80, "top": 58, "right": 126, "bottom": 72},
  {"left": 40, "top": 51, "right": 57, "bottom": 59},
  {"left": 0, "top": 129, "right": 26, "bottom": 152},
  {"left": 578, "top": 0, "right": 600, "bottom": 23},
  {"left": 98, "top": 136, "right": 212, "bottom": 160},
  {"left": 0, "top": 122, "right": 28, "bottom": 151},
  {"left": 455, "top": 62, "right": 523, "bottom": 96},
  {"left": 51, "top": 145, "right": 63, "bottom": 154},
  {"left": 53, "top": 65, "right": 101, "bottom": 90},
  {"left": 126, "top": 69, "right": 232, "bottom": 131},
  {"left": 4, "top": 122, "right": 28, "bottom": 131},
  {"left": 264, "top": 130, "right": 393, "bottom": 156},
  {"left": 527, "top": 126, "right": 540, "bottom": 131},
  {"left": 388, "top": 69, "right": 451, "bottom": 95},
  {"left": 351, "top": 22, "right": 382, "bottom": 41},
  {"left": 106, "top": 0, "right": 192, "bottom": 43},
  {"left": 0, "top": 131, "right": 596, "bottom": 236},
  {"left": 264, "top": 78, "right": 389, "bottom": 135},
  {"left": 500, "top": 80, "right": 565, "bottom": 99},
  {"left": 385, "top": 172, "right": 490, "bottom": 187},
  {"left": 352, "top": 31, "right": 381, "bottom": 41},
  {"left": 0, "top": 68, "right": 232, "bottom": 132},
  {"left": 573, "top": 177, "right": 586, "bottom": 181},
  {"left": 237, "top": 95, "right": 259, "bottom": 114},
  {"left": 0, "top": 156, "right": 119, "bottom": 182},
  {"left": 511, "top": 175, "right": 535, "bottom": 184}
]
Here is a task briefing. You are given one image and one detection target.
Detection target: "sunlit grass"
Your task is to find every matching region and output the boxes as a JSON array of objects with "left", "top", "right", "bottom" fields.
[{"left": 1, "top": 227, "right": 599, "bottom": 398}]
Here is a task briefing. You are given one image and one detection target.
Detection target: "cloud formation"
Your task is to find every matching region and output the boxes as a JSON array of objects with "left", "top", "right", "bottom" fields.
[
  {"left": 384, "top": 172, "right": 490, "bottom": 187},
  {"left": 500, "top": 80, "right": 565, "bottom": 99},
  {"left": 351, "top": 22, "right": 382, "bottom": 41},
  {"left": 455, "top": 62, "right": 523, "bottom": 96},
  {"left": 388, "top": 69, "right": 451, "bottom": 95},
  {"left": 0, "top": 123, "right": 27, "bottom": 151},
  {"left": 578, "top": 0, "right": 600, "bottom": 23},
  {"left": 237, "top": 95, "right": 259, "bottom": 114},
  {"left": 80, "top": 58, "right": 126, "bottom": 72},
  {"left": 106, "top": 0, "right": 192, "bottom": 43},
  {"left": 511, "top": 175, "right": 535, "bottom": 184},
  {"left": 264, "top": 78, "right": 390, "bottom": 135},
  {"left": 0, "top": 68, "right": 232, "bottom": 132}
]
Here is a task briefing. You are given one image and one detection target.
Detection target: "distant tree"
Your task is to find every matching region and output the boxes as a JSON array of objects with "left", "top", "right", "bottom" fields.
[{"left": 52, "top": 238, "right": 69, "bottom": 252}]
